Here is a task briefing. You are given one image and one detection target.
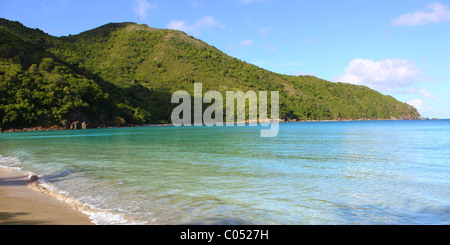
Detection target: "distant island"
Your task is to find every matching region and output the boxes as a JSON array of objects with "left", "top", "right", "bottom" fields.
[{"left": 0, "top": 18, "right": 421, "bottom": 131}]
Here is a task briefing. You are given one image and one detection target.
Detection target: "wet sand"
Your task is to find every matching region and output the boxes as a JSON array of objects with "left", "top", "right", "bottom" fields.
[{"left": 0, "top": 167, "right": 93, "bottom": 225}]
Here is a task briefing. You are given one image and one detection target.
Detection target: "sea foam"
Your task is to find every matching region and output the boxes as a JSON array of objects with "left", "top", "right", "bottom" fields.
[{"left": 1, "top": 155, "right": 139, "bottom": 225}]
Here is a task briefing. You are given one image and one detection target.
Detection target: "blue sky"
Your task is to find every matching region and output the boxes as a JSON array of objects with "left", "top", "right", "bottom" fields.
[{"left": 1, "top": 0, "right": 450, "bottom": 118}]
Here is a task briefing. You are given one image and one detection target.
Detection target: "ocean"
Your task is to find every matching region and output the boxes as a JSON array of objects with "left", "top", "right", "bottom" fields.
[{"left": 0, "top": 120, "right": 449, "bottom": 225}]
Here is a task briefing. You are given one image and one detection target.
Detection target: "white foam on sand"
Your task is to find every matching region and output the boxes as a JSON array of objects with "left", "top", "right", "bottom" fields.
[
  {"left": 0, "top": 155, "right": 24, "bottom": 171},
  {"left": 1, "top": 155, "right": 143, "bottom": 225},
  {"left": 30, "top": 175, "right": 147, "bottom": 225}
]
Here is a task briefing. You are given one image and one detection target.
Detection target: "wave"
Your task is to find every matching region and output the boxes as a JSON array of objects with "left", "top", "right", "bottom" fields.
[
  {"left": 0, "top": 155, "right": 139, "bottom": 225},
  {"left": 0, "top": 155, "right": 24, "bottom": 171},
  {"left": 27, "top": 180, "right": 135, "bottom": 225}
]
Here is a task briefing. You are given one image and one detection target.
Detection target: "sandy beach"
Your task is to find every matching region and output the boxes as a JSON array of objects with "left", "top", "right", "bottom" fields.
[{"left": 0, "top": 167, "right": 93, "bottom": 225}]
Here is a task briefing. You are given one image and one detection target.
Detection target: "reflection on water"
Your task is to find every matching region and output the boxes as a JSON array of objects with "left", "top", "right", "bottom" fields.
[{"left": 0, "top": 120, "right": 449, "bottom": 224}]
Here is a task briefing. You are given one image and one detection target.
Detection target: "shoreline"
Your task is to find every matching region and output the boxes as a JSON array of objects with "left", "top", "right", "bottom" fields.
[
  {"left": 0, "top": 117, "right": 433, "bottom": 133},
  {"left": 0, "top": 166, "right": 94, "bottom": 225}
]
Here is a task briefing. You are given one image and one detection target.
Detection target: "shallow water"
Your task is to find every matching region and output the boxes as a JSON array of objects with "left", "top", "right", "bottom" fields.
[{"left": 1, "top": 120, "right": 449, "bottom": 224}]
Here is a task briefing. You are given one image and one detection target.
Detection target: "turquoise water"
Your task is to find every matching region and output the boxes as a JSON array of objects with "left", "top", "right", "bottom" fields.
[{"left": 0, "top": 120, "right": 449, "bottom": 224}]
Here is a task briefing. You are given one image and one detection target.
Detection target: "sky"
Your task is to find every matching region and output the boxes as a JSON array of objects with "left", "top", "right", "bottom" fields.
[{"left": 1, "top": 0, "right": 450, "bottom": 118}]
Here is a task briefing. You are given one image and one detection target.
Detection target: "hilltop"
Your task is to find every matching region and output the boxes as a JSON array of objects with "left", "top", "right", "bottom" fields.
[{"left": 0, "top": 18, "right": 420, "bottom": 130}]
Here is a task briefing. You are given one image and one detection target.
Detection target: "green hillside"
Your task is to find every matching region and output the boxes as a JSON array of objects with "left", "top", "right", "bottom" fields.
[{"left": 0, "top": 18, "right": 420, "bottom": 130}]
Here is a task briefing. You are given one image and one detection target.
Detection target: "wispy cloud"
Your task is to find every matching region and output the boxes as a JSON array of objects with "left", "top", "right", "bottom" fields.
[
  {"left": 334, "top": 58, "right": 426, "bottom": 91},
  {"left": 42, "top": 3, "right": 49, "bottom": 16},
  {"left": 238, "top": 0, "right": 267, "bottom": 4},
  {"left": 420, "top": 88, "right": 437, "bottom": 99},
  {"left": 408, "top": 86, "right": 418, "bottom": 94},
  {"left": 260, "top": 27, "right": 272, "bottom": 37},
  {"left": 408, "top": 99, "right": 424, "bottom": 110},
  {"left": 227, "top": 39, "right": 254, "bottom": 51},
  {"left": 236, "top": 0, "right": 276, "bottom": 5},
  {"left": 301, "top": 37, "right": 324, "bottom": 45},
  {"left": 262, "top": 42, "right": 276, "bottom": 52},
  {"left": 392, "top": 2, "right": 450, "bottom": 26},
  {"left": 166, "top": 16, "right": 225, "bottom": 35},
  {"left": 239, "top": 39, "right": 254, "bottom": 47},
  {"left": 190, "top": 1, "right": 204, "bottom": 8},
  {"left": 408, "top": 99, "right": 435, "bottom": 116},
  {"left": 133, "top": 0, "right": 157, "bottom": 19}
]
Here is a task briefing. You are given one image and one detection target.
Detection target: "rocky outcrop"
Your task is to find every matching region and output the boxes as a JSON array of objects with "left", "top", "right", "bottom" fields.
[
  {"left": 69, "top": 121, "right": 88, "bottom": 130},
  {"left": 28, "top": 174, "right": 39, "bottom": 184},
  {"left": 401, "top": 114, "right": 421, "bottom": 120},
  {"left": 69, "top": 121, "right": 81, "bottom": 130}
]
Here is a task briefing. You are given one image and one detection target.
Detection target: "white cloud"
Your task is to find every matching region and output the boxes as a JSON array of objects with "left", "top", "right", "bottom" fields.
[
  {"left": 239, "top": 39, "right": 254, "bottom": 47},
  {"left": 166, "top": 20, "right": 186, "bottom": 30},
  {"left": 408, "top": 86, "right": 418, "bottom": 94},
  {"left": 408, "top": 99, "right": 424, "bottom": 110},
  {"left": 227, "top": 39, "right": 254, "bottom": 51},
  {"left": 302, "top": 39, "right": 314, "bottom": 45},
  {"left": 237, "top": 0, "right": 275, "bottom": 5},
  {"left": 133, "top": 0, "right": 157, "bottom": 19},
  {"left": 190, "top": 1, "right": 204, "bottom": 8},
  {"left": 238, "top": 0, "right": 265, "bottom": 4},
  {"left": 301, "top": 38, "right": 324, "bottom": 45},
  {"left": 166, "top": 16, "right": 224, "bottom": 35},
  {"left": 195, "top": 16, "right": 224, "bottom": 29},
  {"left": 262, "top": 42, "right": 276, "bottom": 52},
  {"left": 334, "top": 58, "right": 423, "bottom": 91},
  {"left": 42, "top": 3, "right": 49, "bottom": 15},
  {"left": 408, "top": 99, "right": 435, "bottom": 116},
  {"left": 420, "top": 88, "right": 437, "bottom": 99},
  {"left": 260, "top": 27, "right": 272, "bottom": 37},
  {"left": 395, "top": 86, "right": 430, "bottom": 95},
  {"left": 392, "top": 2, "right": 450, "bottom": 26}
]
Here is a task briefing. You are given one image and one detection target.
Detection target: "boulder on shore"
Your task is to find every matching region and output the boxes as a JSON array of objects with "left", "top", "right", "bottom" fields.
[{"left": 28, "top": 174, "right": 39, "bottom": 183}]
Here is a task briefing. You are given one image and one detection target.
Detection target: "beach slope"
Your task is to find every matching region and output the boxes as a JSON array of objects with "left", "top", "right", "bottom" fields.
[{"left": 0, "top": 167, "right": 93, "bottom": 225}]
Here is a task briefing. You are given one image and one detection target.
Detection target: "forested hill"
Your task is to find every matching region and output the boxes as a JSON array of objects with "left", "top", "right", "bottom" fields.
[{"left": 0, "top": 18, "right": 420, "bottom": 130}]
